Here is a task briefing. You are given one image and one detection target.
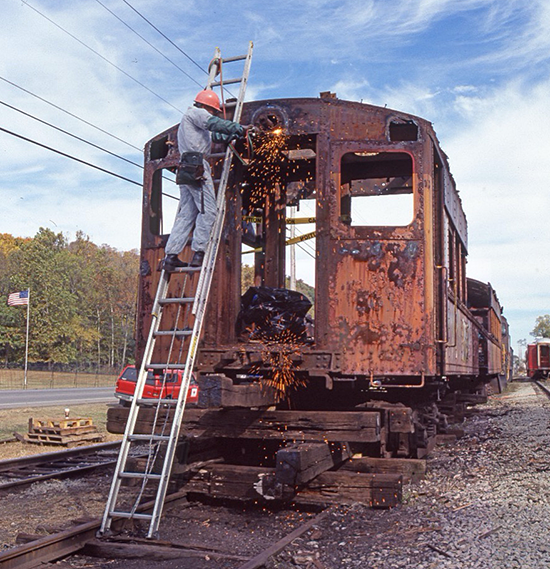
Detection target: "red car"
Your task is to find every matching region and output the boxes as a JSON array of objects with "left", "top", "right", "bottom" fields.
[{"left": 115, "top": 365, "right": 199, "bottom": 406}]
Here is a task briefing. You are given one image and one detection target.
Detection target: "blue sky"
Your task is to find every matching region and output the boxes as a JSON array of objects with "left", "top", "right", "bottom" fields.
[{"left": 1, "top": 0, "right": 550, "bottom": 356}]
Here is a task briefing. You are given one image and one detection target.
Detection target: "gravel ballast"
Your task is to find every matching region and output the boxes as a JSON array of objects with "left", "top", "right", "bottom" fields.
[{"left": 268, "top": 380, "right": 550, "bottom": 568}]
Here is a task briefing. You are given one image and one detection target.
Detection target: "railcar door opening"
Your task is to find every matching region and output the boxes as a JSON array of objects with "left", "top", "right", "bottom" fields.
[{"left": 237, "top": 133, "right": 317, "bottom": 343}]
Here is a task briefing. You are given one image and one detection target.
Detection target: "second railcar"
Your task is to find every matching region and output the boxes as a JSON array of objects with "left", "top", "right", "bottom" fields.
[{"left": 527, "top": 339, "right": 550, "bottom": 379}]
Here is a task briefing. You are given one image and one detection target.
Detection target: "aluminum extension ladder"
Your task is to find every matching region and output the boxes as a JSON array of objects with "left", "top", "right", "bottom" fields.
[{"left": 99, "top": 42, "right": 253, "bottom": 539}]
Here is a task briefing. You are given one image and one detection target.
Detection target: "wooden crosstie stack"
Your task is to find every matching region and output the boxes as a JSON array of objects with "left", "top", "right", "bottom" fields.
[{"left": 106, "top": 379, "right": 418, "bottom": 510}]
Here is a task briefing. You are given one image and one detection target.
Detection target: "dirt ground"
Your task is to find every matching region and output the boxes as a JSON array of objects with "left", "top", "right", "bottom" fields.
[{"left": 2, "top": 382, "right": 549, "bottom": 569}]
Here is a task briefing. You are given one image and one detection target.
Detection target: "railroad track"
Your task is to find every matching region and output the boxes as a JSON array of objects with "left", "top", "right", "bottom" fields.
[
  {"left": 533, "top": 378, "right": 550, "bottom": 399},
  {"left": 0, "top": 488, "right": 330, "bottom": 569},
  {"left": 0, "top": 441, "right": 122, "bottom": 491}
]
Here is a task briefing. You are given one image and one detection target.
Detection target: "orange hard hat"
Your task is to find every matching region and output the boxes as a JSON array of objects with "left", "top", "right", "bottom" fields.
[{"left": 194, "top": 89, "right": 221, "bottom": 112}]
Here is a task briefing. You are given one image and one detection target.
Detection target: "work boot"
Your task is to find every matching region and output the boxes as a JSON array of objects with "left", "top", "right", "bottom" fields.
[
  {"left": 163, "top": 254, "right": 187, "bottom": 272},
  {"left": 190, "top": 250, "right": 205, "bottom": 267}
]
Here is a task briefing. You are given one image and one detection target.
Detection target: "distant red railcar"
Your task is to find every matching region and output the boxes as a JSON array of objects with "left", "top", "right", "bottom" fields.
[{"left": 527, "top": 340, "right": 550, "bottom": 379}]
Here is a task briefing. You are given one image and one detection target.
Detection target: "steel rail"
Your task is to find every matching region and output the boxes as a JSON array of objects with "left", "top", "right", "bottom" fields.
[
  {"left": 0, "top": 489, "right": 189, "bottom": 569},
  {"left": 0, "top": 441, "right": 122, "bottom": 491},
  {"left": 533, "top": 379, "right": 550, "bottom": 399}
]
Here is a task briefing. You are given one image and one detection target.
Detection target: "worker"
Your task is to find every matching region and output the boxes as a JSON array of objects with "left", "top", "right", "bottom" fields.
[{"left": 163, "top": 89, "right": 249, "bottom": 271}]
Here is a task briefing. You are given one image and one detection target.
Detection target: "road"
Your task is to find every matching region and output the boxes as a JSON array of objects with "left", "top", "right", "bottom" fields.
[{"left": 0, "top": 387, "right": 117, "bottom": 409}]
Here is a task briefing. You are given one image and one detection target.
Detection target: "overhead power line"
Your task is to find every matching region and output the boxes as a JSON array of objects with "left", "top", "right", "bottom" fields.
[
  {"left": 0, "top": 110, "right": 179, "bottom": 200},
  {"left": 0, "top": 99, "right": 143, "bottom": 170},
  {"left": 119, "top": 1, "right": 237, "bottom": 99},
  {"left": 0, "top": 76, "right": 141, "bottom": 152},
  {"left": 120, "top": 0, "right": 207, "bottom": 76},
  {"left": 0, "top": 97, "right": 179, "bottom": 192},
  {"left": 21, "top": 0, "right": 183, "bottom": 114},
  {"left": 0, "top": 125, "right": 142, "bottom": 186},
  {"left": 0, "top": 97, "right": 179, "bottom": 193},
  {"left": 296, "top": 242, "right": 316, "bottom": 260},
  {"left": 94, "top": 0, "right": 203, "bottom": 88}
]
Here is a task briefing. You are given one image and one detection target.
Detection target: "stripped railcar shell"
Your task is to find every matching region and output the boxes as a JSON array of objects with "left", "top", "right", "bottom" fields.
[{"left": 137, "top": 93, "right": 509, "bottom": 408}]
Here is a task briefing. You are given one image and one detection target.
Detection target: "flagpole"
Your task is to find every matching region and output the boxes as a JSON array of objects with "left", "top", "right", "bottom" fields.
[{"left": 24, "top": 288, "right": 30, "bottom": 389}]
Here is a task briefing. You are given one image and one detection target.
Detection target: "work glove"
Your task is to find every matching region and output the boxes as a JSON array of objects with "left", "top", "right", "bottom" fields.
[{"left": 243, "top": 125, "right": 259, "bottom": 137}]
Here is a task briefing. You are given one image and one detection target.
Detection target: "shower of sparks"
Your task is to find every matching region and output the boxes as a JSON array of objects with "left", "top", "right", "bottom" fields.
[
  {"left": 244, "top": 130, "right": 290, "bottom": 207},
  {"left": 249, "top": 321, "right": 307, "bottom": 402}
]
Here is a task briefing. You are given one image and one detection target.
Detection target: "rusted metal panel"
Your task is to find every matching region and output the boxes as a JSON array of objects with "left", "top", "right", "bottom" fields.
[{"left": 444, "top": 302, "right": 476, "bottom": 374}]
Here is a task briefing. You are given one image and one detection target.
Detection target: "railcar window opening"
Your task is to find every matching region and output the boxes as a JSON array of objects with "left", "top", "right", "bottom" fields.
[
  {"left": 460, "top": 245, "right": 467, "bottom": 302},
  {"left": 540, "top": 345, "right": 550, "bottom": 367},
  {"left": 149, "top": 167, "right": 178, "bottom": 237},
  {"left": 149, "top": 136, "right": 170, "bottom": 161},
  {"left": 388, "top": 120, "right": 418, "bottom": 142},
  {"left": 285, "top": 196, "right": 316, "bottom": 316},
  {"left": 447, "top": 226, "right": 467, "bottom": 303},
  {"left": 340, "top": 151, "right": 414, "bottom": 227},
  {"left": 240, "top": 133, "right": 317, "bottom": 275},
  {"left": 448, "top": 229, "right": 455, "bottom": 287}
]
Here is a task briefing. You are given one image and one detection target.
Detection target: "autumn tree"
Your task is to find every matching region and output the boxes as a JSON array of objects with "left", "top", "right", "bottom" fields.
[
  {"left": 0, "top": 229, "right": 138, "bottom": 370},
  {"left": 532, "top": 314, "right": 550, "bottom": 339}
]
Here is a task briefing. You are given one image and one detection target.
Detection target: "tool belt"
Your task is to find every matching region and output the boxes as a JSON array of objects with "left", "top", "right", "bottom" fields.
[{"left": 176, "top": 151, "right": 204, "bottom": 185}]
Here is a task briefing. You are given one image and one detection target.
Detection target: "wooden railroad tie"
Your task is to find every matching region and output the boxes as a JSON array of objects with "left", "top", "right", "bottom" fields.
[{"left": 183, "top": 463, "right": 402, "bottom": 509}]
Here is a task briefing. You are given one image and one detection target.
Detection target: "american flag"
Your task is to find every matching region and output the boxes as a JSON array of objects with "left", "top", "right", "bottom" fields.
[{"left": 7, "top": 290, "right": 29, "bottom": 306}]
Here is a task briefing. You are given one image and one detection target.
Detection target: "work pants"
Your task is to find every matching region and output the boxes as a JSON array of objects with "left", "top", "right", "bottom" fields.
[{"left": 165, "top": 165, "right": 217, "bottom": 255}]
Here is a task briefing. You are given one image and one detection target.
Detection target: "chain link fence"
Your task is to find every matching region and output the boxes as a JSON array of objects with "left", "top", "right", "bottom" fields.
[{"left": 0, "top": 364, "right": 120, "bottom": 390}]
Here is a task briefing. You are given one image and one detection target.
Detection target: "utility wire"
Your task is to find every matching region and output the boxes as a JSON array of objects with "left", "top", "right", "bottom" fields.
[
  {"left": 0, "top": 78, "right": 180, "bottom": 198},
  {"left": 0, "top": 125, "right": 142, "bottom": 186},
  {"left": 0, "top": 75, "right": 141, "bottom": 152},
  {"left": 296, "top": 242, "right": 316, "bottom": 260},
  {"left": 94, "top": 0, "right": 203, "bottom": 88},
  {"left": 21, "top": 0, "right": 183, "bottom": 114},
  {"left": 0, "top": 99, "right": 144, "bottom": 170},
  {"left": 120, "top": 0, "right": 207, "bottom": 75}
]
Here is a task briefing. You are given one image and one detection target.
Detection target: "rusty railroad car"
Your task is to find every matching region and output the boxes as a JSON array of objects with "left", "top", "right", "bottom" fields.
[{"left": 137, "top": 93, "right": 509, "bottom": 410}]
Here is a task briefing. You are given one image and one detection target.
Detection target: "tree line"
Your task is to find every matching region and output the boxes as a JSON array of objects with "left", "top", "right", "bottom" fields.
[
  {"left": 0, "top": 230, "right": 316, "bottom": 372},
  {"left": 0, "top": 229, "right": 139, "bottom": 371}
]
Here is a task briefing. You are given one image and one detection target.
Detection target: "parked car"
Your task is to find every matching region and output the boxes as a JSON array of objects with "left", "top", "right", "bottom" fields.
[{"left": 115, "top": 365, "right": 199, "bottom": 406}]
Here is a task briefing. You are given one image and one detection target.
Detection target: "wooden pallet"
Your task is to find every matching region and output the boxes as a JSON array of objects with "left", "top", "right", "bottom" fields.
[{"left": 25, "top": 417, "right": 105, "bottom": 447}]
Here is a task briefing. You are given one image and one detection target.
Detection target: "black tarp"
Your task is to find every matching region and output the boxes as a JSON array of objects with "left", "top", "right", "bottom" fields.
[{"left": 236, "top": 286, "right": 312, "bottom": 342}]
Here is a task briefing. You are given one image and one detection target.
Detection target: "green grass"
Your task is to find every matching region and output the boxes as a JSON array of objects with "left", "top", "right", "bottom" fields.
[
  {"left": 0, "top": 369, "right": 117, "bottom": 390},
  {"left": 0, "top": 403, "right": 113, "bottom": 439}
]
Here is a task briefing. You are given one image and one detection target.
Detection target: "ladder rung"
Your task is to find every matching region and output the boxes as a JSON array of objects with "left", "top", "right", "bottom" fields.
[
  {"left": 210, "top": 152, "right": 227, "bottom": 159},
  {"left": 210, "top": 78, "right": 242, "bottom": 87},
  {"left": 172, "top": 266, "right": 201, "bottom": 273},
  {"left": 128, "top": 434, "right": 171, "bottom": 442},
  {"left": 222, "top": 55, "right": 247, "bottom": 63},
  {"left": 111, "top": 511, "right": 153, "bottom": 521},
  {"left": 158, "top": 297, "right": 194, "bottom": 305},
  {"left": 148, "top": 363, "right": 186, "bottom": 370},
  {"left": 119, "top": 472, "right": 162, "bottom": 480},
  {"left": 154, "top": 330, "right": 192, "bottom": 337},
  {"left": 223, "top": 101, "right": 237, "bottom": 107},
  {"left": 136, "top": 398, "right": 178, "bottom": 406}
]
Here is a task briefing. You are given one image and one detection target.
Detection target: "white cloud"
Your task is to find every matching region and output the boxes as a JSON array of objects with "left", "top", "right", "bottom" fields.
[{"left": 444, "top": 78, "right": 550, "bottom": 346}]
